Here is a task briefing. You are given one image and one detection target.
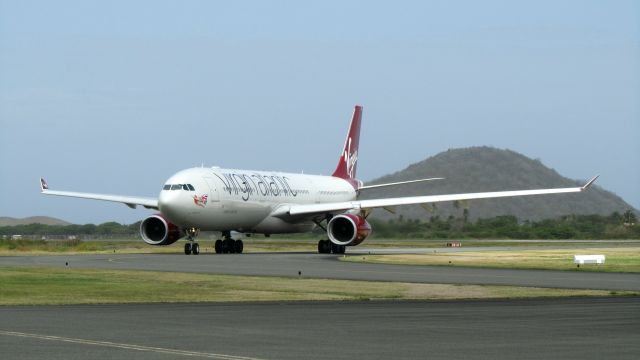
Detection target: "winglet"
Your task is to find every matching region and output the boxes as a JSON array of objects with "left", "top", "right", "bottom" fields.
[
  {"left": 581, "top": 175, "right": 599, "bottom": 191},
  {"left": 40, "top": 178, "right": 49, "bottom": 192}
]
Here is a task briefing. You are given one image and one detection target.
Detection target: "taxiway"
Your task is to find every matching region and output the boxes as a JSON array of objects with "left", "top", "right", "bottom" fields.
[
  {"left": 1, "top": 298, "right": 638, "bottom": 360},
  {"left": 1, "top": 252, "right": 638, "bottom": 291}
]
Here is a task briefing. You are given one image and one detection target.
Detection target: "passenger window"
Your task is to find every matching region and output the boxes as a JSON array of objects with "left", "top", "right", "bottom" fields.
[{"left": 163, "top": 185, "right": 171, "bottom": 190}]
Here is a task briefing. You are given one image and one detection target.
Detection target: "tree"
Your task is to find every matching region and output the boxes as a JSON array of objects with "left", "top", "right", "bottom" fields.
[{"left": 624, "top": 210, "right": 637, "bottom": 226}]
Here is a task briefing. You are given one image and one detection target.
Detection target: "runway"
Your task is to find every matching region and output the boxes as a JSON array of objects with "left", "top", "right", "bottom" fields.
[
  {"left": 1, "top": 252, "right": 639, "bottom": 359},
  {"left": 1, "top": 252, "right": 639, "bottom": 291},
  {"left": 1, "top": 298, "right": 638, "bottom": 360}
]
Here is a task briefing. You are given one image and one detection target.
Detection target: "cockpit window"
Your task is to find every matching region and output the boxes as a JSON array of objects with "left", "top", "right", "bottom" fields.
[{"left": 164, "top": 184, "right": 195, "bottom": 191}]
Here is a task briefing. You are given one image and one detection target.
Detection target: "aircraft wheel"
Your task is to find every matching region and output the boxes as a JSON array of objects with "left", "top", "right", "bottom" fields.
[
  {"left": 331, "top": 243, "right": 345, "bottom": 254},
  {"left": 221, "top": 240, "right": 229, "bottom": 254},
  {"left": 234, "top": 240, "right": 244, "bottom": 254},
  {"left": 222, "top": 239, "right": 234, "bottom": 254},
  {"left": 318, "top": 240, "right": 331, "bottom": 254},
  {"left": 192, "top": 243, "right": 200, "bottom": 255},
  {"left": 184, "top": 243, "right": 192, "bottom": 255},
  {"left": 214, "top": 239, "right": 222, "bottom": 254},
  {"left": 227, "top": 239, "right": 236, "bottom": 254},
  {"left": 324, "top": 240, "right": 333, "bottom": 254}
]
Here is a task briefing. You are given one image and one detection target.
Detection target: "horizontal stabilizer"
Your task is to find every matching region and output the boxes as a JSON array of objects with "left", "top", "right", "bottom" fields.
[{"left": 359, "top": 177, "right": 444, "bottom": 191}]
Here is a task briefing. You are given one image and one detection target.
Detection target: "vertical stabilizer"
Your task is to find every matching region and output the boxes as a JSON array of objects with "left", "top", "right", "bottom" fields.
[{"left": 332, "top": 105, "right": 362, "bottom": 185}]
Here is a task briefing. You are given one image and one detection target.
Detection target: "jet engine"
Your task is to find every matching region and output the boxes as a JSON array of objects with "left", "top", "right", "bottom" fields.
[
  {"left": 327, "top": 214, "right": 371, "bottom": 246},
  {"left": 140, "top": 214, "right": 183, "bottom": 245}
]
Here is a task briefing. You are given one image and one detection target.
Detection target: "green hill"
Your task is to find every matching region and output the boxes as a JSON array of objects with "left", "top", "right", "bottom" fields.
[
  {"left": 360, "top": 147, "right": 636, "bottom": 221},
  {"left": 0, "top": 216, "right": 71, "bottom": 226}
]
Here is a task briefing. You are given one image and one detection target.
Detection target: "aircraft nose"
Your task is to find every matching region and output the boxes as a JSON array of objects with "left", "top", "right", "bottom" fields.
[{"left": 158, "top": 190, "right": 182, "bottom": 222}]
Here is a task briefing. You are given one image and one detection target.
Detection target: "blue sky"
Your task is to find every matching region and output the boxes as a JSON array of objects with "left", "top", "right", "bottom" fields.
[{"left": 1, "top": 0, "right": 638, "bottom": 224}]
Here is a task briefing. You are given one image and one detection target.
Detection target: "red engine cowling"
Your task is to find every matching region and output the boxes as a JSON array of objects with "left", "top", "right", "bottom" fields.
[
  {"left": 327, "top": 214, "right": 372, "bottom": 246},
  {"left": 140, "top": 214, "right": 183, "bottom": 245}
]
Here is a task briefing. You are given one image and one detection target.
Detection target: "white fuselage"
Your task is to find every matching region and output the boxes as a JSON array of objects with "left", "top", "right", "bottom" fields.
[{"left": 158, "top": 167, "right": 356, "bottom": 234}]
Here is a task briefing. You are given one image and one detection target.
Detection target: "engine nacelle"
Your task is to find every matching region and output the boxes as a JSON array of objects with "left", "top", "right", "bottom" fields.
[
  {"left": 327, "top": 214, "right": 372, "bottom": 246},
  {"left": 140, "top": 214, "right": 183, "bottom": 245}
]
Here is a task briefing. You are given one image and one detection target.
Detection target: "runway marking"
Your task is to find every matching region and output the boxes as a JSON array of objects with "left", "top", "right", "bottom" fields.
[{"left": 0, "top": 330, "right": 265, "bottom": 360}]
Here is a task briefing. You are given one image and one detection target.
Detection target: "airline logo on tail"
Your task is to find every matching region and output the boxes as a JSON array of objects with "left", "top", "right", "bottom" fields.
[
  {"left": 332, "top": 105, "right": 362, "bottom": 185},
  {"left": 344, "top": 137, "right": 358, "bottom": 179}
]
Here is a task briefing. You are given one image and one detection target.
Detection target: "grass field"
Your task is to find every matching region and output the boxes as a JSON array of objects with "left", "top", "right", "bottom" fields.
[
  {"left": 343, "top": 247, "right": 640, "bottom": 273},
  {"left": 0, "top": 267, "right": 632, "bottom": 305}
]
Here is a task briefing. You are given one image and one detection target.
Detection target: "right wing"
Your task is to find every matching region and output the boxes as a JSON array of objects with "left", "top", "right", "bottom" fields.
[
  {"left": 40, "top": 178, "right": 158, "bottom": 210},
  {"left": 282, "top": 175, "right": 599, "bottom": 217}
]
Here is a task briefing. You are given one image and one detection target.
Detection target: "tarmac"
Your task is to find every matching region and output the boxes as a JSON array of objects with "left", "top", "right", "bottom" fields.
[
  {"left": 1, "top": 252, "right": 639, "bottom": 291},
  {"left": 1, "top": 298, "right": 638, "bottom": 360},
  {"left": 1, "top": 249, "right": 639, "bottom": 359}
]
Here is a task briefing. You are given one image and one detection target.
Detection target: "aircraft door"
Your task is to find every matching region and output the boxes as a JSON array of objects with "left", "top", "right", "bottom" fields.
[{"left": 203, "top": 177, "right": 220, "bottom": 205}]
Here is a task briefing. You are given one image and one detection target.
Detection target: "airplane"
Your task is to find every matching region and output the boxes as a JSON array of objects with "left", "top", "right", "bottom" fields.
[{"left": 40, "top": 105, "right": 599, "bottom": 255}]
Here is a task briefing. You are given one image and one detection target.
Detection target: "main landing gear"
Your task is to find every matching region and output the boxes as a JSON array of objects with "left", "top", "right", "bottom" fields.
[
  {"left": 184, "top": 227, "right": 201, "bottom": 255},
  {"left": 214, "top": 231, "right": 243, "bottom": 254},
  {"left": 317, "top": 239, "right": 345, "bottom": 254}
]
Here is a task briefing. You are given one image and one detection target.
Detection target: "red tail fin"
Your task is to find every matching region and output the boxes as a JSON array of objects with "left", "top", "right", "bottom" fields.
[{"left": 332, "top": 105, "right": 362, "bottom": 184}]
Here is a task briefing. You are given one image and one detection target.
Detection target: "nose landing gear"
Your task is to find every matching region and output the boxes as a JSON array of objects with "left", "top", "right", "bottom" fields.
[
  {"left": 184, "top": 242, "right": 200, "bottom": 255},
  {"left": 184, "top": 227, "right": 201, "bottom": 255}
]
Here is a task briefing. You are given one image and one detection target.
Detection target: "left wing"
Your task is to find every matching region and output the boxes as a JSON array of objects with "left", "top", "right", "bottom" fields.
[
  {"left": 282, "top": 175, "right": 599, "bottom": 217},
  {"left": 40, "top": 178, "right": 158, "bottom": 210}
]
